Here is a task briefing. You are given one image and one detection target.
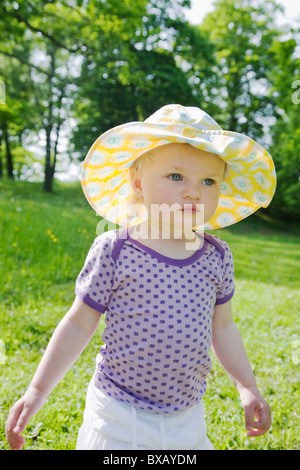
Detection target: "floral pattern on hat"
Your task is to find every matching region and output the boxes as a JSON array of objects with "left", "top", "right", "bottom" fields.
[{"left": 81, "top": 104, "right": 276, "bottom": 230}]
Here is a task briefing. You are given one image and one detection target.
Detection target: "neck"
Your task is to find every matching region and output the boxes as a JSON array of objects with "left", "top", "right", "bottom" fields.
[{"left": 131, "top": 218, "right": 201, "bottom": 250}]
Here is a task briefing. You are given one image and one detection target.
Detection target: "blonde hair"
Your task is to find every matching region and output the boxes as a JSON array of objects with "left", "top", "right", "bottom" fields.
[{"left": 128, "top": 150, "right": 154, "bottom": 207}]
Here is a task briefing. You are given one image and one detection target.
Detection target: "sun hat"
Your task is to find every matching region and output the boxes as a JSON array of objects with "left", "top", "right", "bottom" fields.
[{"left": 81, "top": 104, "right": 276, "bottom": 230}]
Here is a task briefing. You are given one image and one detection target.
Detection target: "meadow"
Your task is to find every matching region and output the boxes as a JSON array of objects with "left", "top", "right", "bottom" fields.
[{"left": 0, "top": 178, "right": 299, "bottom": 450}]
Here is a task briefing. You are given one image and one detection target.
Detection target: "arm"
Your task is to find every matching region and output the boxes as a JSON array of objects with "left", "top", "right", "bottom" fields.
[
  {"left": 5, "top": 296, "right": 101, "bottom": 450},
  {"left": 211, "top": 300, "right": 271, "bottom": 437}
]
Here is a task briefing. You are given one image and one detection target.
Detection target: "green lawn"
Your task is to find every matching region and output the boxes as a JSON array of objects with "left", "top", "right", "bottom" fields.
[{"left": 0, "top": 178, "right": 299, "bottom": 450}]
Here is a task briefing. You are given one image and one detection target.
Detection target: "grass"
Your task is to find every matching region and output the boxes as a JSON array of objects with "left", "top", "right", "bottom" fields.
[{"left": 0, "top": 178, "right": 299, "bottom": 450}]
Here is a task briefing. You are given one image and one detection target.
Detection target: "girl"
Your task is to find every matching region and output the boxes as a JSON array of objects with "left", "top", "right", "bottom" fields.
[{"left": 6, "top": 104, "right": 275, "bottom": 450}]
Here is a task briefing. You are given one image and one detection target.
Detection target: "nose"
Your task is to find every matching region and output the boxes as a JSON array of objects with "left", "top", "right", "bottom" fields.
[{"left": 182, "top": 181, "right": 201, "bottom": 202}]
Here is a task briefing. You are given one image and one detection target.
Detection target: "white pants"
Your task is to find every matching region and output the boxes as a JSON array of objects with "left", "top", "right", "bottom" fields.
[{"left": 76, "top": 377, "right": 214, "bottom": 450}]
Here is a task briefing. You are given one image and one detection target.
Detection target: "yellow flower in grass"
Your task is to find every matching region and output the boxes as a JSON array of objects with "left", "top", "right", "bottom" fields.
[{"left": 47, "top": 229, "right": 58, "bottom": 242}]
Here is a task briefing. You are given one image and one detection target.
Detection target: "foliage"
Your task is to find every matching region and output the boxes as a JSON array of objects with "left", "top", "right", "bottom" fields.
[
  {"left": 1, "top": 0, "right": 202, "bottom": 188},
  {"left": 199, "top": 0, "right": 282, "bottom": 140},
  {"left": 70, "top": 1, "right": 215, "bottom": 156},
  {"left": 0, "top": 0, "right": 299, "bottom": 213},
  {"left": 197, "top": 0, "right": 300, "bottom": 222},
  {"left": 0, "top": 179, "right": 299, "bottom": 450},
  {"left": 267, "top": 37, "right": 300, "bottom": 221}
]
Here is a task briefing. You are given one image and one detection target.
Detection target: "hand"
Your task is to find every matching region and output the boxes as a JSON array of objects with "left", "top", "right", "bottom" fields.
[
  {"left": 239, "top": 386, "right": 271, "bottom": 437},
  {"left": 5, "top": 386, "right": 47, "bottom": 450}
]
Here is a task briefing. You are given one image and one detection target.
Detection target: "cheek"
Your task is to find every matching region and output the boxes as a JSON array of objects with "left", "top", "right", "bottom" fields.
[
  {"left": 143, "top": 180, "right": 174, "bottom": 205},
  {"left": 202, "top": 190, "right": 221, "bottom": 212}
]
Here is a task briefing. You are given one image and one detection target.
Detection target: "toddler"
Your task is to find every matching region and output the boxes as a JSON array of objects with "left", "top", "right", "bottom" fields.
[{"left": 6, "top": 104, "right": 276, "bottom": 450}]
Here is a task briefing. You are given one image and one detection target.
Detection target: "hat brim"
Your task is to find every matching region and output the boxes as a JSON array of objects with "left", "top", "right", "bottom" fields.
[{"left": 81, "top": 122, "right": 276, "bottom": 230}]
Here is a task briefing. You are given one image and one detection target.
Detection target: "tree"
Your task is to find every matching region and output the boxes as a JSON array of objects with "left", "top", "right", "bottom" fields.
[
  {"left": 71, "top": 0, "right": 216, "bottom": 157},
  {"left": 0, "top": 50, "right": 38, "bottom": 180},
  {"left": 198, "top": 0, "right": 283, "bottom": 143},
  {"left": 199, "top": 0, "right": 300, "bottom": 221},
  {"left": 268, "top": 35, "right": 300, "bottom": 221},
  {"left": 0, "top": 0, "right": 84, "bottom": 190},
  {"left": 2, "top": 0, "right": 209, "bottom": 190}
]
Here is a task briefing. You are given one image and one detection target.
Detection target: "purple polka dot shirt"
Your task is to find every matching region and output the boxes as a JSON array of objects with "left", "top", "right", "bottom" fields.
[{"left": 75, "top": 228, "right": 234, "bottom": 414}]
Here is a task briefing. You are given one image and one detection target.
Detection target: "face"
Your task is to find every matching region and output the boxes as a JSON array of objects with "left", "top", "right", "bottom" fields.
[{"left": 131, "top": 143, "right": 226, "bottom": 233}]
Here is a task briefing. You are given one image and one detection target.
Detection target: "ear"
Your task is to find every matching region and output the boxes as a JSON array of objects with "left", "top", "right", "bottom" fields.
[{"left": 130, "top": 172, "right": 143, "bottom": 199}]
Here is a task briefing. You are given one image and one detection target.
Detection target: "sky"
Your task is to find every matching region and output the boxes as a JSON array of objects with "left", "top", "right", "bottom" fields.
[{"left": 185, "top": 0, "right": 300, "bottom": 25}]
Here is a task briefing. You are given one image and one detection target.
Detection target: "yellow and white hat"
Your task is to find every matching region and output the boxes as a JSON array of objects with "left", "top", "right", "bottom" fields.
[{"left": 81, "top": 104, "right": 276, "bottom": 230}]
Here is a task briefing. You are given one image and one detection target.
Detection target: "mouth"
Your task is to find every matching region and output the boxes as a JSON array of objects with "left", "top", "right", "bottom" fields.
[{"left": 181, "top": 204, "right": 200, "bottom": 214}]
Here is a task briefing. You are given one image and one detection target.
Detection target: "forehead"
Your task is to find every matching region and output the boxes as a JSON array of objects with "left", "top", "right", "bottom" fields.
[{"left": 147, "top": 143, "right": 225, "bottom": 172}]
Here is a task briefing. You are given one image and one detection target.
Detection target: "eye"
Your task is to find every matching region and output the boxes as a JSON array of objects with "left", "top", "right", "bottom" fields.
[
  {"left": 168, "top": 173, "right": 183, "bottom": 181},
  {"left": 202, "top": 178, "right": 215, "bottom": 186}
]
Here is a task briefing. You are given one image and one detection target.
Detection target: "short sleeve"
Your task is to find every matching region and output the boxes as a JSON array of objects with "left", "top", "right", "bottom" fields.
[
  {"left": 75, "top": 233, "right": 115, "bottom": 313},
  {"left": 215, "top": 241, "right": 235, "bottom": 305}
]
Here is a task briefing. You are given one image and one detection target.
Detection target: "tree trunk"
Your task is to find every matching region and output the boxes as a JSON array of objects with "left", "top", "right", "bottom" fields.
[
  {"left": 43, "top": 44, "right": 56, "bottom": 193},
  {"left": 3, "top": 121, "right": 14, "bottom": 179},
  {"left": 0, "top": 131, "right": 3, "bottom": 177},
  {"left": 43, "top": 124, "right": 53, "bottom": 192}
]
